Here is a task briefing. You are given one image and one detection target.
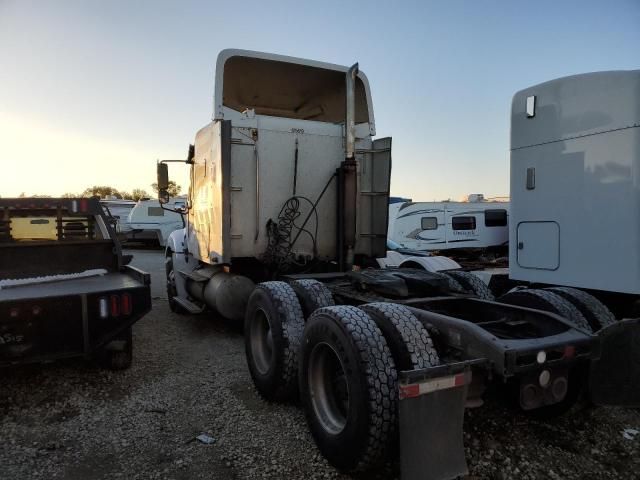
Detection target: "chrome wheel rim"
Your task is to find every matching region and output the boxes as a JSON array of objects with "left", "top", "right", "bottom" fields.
[
  {"left": 250, "top": 308, "right": 274, "bottom": 375},
  {"left": 308, "top": 342, "right": 349, "bottom": 435}
]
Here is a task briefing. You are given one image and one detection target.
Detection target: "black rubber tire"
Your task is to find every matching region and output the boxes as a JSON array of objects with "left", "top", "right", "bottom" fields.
[
  {"left": 244, "top": 281, "right": 305, "bottom": 401},
  {"left": 499, "top": 289, "right": 592, "bottom": 332},
  {"left": 444, "top": 271, "right": 495, "bottom": 300},
  {"left": 434, "top": 272, "right": 465, "bottom": 293},
  {"left": 399, "top": 262, "right": 465, "bottom": 293},
  {"left": 289, "top": 279, "right": 335, "bottom": 320},
  {"left": 299, "top": 306, "right": 397, "bottom": 472},
  {"left": 96, "top": 327, "right": 133, "bottom": 370},
  {"left": 165, "top": 254, "right": 186, "bottom": 314},
  {"left": 546, "top": 287, "right": 616, "bottom": 331},
  {"left": 360, "top": 303, "right": 440, "bottom": 370}
]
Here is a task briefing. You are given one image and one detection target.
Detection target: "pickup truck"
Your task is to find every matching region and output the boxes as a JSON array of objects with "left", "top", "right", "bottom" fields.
[{"left": 0, "top": 197, "right": 151, "bottom": 369}]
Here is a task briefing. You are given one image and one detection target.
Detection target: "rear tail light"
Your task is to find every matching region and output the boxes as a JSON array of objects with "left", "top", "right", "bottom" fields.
[
  {"left": 99, "top": 297, "right": 109, "bottom": 319},
  {"left": 121, "top": 293, "right": 132, "bottom": 315},
  {"left": 110, "top": 295, "right": 120, "bottom": 317},
  {"left": 98, "top": 294, "right": 133, "bottom": 318},
  {"left": 32, "top": 306, "right": 42, "bottom": 316},
  {"left": 9, "top": 307, "right": 20, "bottom": 318}
]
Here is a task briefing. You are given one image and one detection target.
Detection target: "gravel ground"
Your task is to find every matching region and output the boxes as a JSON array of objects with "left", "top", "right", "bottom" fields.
[{"left": 1, "top": 249, "right": 639, "bottom": 479}]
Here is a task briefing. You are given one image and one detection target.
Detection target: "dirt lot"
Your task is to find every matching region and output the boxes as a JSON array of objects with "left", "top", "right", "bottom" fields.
[{"left": 1, "top": 249, "right": 639, "bottom": 479}]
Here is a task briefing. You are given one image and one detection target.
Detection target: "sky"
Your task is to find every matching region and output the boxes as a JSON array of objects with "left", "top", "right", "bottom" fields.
[{"left": 0, "top": 0, "right": 638, "bottom": 201}]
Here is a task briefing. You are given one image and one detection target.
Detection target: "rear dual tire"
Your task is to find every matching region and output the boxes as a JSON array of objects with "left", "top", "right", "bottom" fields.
[
  {"left": 444, "top": 271, "right": 495, "bottom": 300},
  {"left": 545, "top": 287, "right": 615, "bottom": 331},
  {"left": 244, "top": 282, "right": 305, "bottom": 401},
  {"left": 499, "top": 288, "right": 592, "bottom": 332},
  {"left": 299, "top": 306, "right": 397, "bottom": 472},
  {"left": 299, "top": 303, "right": 440, "bottom": 472},
  {"left": 245, "top": 282, "right": 440, "bottom": 472},
  {"left": 289, "top": 279, "right": 335, "bottom": 319}
]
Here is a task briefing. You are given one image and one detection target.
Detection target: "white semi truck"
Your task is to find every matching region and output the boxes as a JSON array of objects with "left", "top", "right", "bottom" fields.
[{"left": 157, "top": 50, "right": 640, "bottom": 480}]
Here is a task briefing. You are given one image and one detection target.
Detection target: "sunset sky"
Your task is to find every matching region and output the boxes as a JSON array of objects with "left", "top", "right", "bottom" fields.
[{"left": 1, "top": 0, "right": 638, "bottom": 200}]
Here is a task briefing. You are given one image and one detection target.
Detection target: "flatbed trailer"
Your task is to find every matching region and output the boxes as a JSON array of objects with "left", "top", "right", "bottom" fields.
[{"left": 0, "top": 198, "right": 152, "bottom": 369}]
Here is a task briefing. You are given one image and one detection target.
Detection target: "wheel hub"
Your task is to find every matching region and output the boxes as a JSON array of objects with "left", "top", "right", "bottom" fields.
[
  {"left": 308, "top": 342, "right": 349, "bottom": 435},
  {"left": 250, "top": 308, "right": 274, "bottom": 375}
]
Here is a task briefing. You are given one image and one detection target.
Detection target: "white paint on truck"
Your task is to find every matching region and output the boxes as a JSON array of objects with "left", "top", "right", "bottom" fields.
[{"left": 509, "top": 70, "right": 640, "bottom": 294}]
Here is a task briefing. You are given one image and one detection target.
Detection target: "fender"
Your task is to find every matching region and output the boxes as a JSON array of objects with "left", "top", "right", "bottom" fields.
[
  {"left": 166, "top": 228, "right": 187, "bottom": 255},
  {"left": 398, "top": 255, "right": 461, "bottom": 272}
]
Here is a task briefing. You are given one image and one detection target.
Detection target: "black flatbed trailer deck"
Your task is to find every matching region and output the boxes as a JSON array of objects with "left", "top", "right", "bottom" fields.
[
  {"left": 0, "top": 197, "right": 152, "bottom": 368},
  {"left": 0, "top": 268, "right": 149, "bottom": 301}
]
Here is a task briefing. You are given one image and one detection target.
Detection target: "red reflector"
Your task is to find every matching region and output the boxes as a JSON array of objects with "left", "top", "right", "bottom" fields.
[
  {"left": 80, "top": 199, "right": 88, "bottom": 212},
  {"left": 32, "top": 306, "right": 42, "bottom": 316},
  {"left": 9, "top": 307, "right": 20, "bottom": 318},
  {"left": 453, "top": 373, "right": 466, "bottom": 387},
  {"left": 563, "top": 345, "right": 576, "bottom": 359},
  {"left": 399, "top": 384, "right": 420, "bottom": 400},
  {"left": 110, "top": 295, "right": 120, "bottom": 317},
  {"left": 121, "top": 293, "right": 132, "bottom": 315}
]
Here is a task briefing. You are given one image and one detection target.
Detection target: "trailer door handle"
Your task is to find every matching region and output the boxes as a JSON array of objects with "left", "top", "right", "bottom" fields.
[{"left": 518, "top": 241, "right": 524, "bottom": 250}]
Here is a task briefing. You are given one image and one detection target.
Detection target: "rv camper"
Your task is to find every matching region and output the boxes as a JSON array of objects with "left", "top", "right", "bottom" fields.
[
  {"left": 127, "top": 197, "right": 185, "bottom": 247},
  {"left": 99, "top": 198, "right": 136, "bottom": 235},
  {"left": 387, "top": 196, "right": 509, "bottom": 252}
]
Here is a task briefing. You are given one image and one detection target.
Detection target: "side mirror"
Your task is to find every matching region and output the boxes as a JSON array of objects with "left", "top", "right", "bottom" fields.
[
  {"left": 187, "top": 144, "right": 195, "bottom": 164},
  {"left": 157, "top": 163, "right": 169, "bottom": 204},
  {"left": 159, "top": 190, "right": 170, "bottom": 205}
]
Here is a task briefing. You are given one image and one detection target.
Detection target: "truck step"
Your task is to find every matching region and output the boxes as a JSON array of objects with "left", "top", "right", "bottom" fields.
[
  {"left": 173, "top": 296, "right": 206, "bottom": 314},
  {"left": 177, "top": 269, "right": 213, "bottom": 283}
]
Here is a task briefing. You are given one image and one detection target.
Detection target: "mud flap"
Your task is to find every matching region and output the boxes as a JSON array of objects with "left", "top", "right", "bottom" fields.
[
  {"left": 589, "top": 318, "right": 640, "bottom": 407},
  {"left": 398, "top": 360, "right": 484, "bottom": 480}
]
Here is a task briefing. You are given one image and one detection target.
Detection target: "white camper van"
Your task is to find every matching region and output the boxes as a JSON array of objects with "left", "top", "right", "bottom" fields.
[
  {"left": 127, "top": 197, "right": 185, "bottom": 247},
  {"left": 99, "top": 198, "right": 136, "bottom": 234},
  {"left": 387, "top": 196, "right": 509, "bottom": 251}
]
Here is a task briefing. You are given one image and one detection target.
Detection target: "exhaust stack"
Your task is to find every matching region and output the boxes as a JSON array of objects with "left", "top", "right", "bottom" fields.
[
  {"left": 338, "top": 63, "right": 359, "bottom": 270},
  {"left": 345, "top": 63, "right": 359, "bottom": 159}
]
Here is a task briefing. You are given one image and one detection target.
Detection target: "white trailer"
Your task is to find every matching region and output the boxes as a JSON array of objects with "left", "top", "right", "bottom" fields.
[
  {"left": 127, "top": 197, "right": 185, "bottom": 247},
  {"left": 387, "top": 198, "right": 509, "bottom": 252}
]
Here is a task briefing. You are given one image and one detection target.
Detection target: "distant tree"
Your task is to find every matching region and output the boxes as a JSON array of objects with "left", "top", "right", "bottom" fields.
[
  {"left": 31, "top": 194, "right": 53, "bottom": 198},
  {"left": 151, "top": 181, "right": 181, "bottom": 197},
  {"left": 82, "top": 186, "right": 122, "bottom": 199},
  {"left": 18, "top": 192, "right": 26, "bottom": 198},
  {"left": 129, "top": 188, "right": 150, "bottom": 201},
  {"left": 61, "top": 192, "right": 79, "bottom": 198}
]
